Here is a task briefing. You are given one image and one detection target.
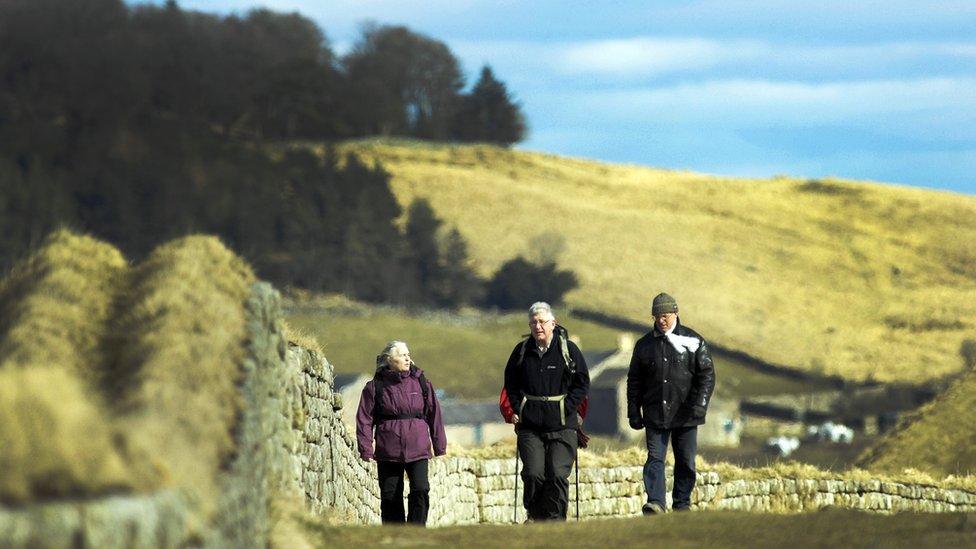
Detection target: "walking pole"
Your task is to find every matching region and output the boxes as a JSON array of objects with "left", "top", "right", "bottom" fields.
[
  {"left": 575, "top": 447, "right": 580, "bottom": 522},
  {"left": 514, "top": 451, "right": 520, "bottom": 523}
]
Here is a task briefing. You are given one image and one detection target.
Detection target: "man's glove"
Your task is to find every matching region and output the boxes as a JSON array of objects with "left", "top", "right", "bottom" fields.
[
  {"left": 576, "top": 427, "right": 590, "bottom": 449},
  {"left": 693, "top": 405, "right": 707, "bottom": 419},
  {"left": 628, "top": 416, "right": 644, "bottom": 430}
]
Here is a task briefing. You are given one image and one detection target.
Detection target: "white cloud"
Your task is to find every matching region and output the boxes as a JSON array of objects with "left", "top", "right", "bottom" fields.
[
  {"left": 536, "top": 77, "right": 976, "bottom": 127},
  {"left": 555, "top": 38, "right": 764, "bottom": 76}
]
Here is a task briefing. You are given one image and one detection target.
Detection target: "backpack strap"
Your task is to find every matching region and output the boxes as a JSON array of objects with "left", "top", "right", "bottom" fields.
[{"left": 554, "top": 324, "right": 576, "bottom": 376}]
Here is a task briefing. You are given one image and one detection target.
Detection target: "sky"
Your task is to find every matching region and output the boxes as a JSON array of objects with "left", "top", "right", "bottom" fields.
[{"left": 157, "top": 1, "right": 976, "bottom": 194}]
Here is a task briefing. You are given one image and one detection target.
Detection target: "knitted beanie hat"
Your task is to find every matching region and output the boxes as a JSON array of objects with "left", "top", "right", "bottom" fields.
[{"left": 651, "top": 292, "right": 678, "bottom": 316}]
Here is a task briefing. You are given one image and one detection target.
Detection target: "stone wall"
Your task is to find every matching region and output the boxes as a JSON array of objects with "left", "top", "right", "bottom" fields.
[{"left": 282, "top": 343, "right": 381, "bottom": 524}]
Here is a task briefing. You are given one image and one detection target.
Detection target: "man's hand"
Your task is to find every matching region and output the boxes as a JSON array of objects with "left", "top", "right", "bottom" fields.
[
  {"left": 628, "top": 416, "right": 644, "bottom": 430},
  {"left": 511, "top": 413, "right": 520, "bottom": 424},
  {"left": 693, "top": 405, "right": 707, "bottom": 419}
]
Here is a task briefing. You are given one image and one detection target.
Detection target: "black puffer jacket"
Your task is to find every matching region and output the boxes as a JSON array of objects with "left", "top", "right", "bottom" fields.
[
  {"left": 626, "top": 321, "right": 715, "bottom": 429},
  {"left": 503, "top": 334, "right": 589, "bottom": 433}
]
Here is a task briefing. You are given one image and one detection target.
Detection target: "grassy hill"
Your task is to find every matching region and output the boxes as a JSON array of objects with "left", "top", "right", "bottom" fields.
[
  {"left": 316, "top": 139, "right": 976, "bottom": 386},
  {"left": 860, "top": 366, "right": 976, "bottom": 476}
]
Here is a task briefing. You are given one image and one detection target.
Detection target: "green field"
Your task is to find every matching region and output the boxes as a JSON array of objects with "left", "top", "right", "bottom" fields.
[
  {"left": 285, "top": 296, "right": 833, "bottom": 400},
  {"left": 297, "top": 139, "right": 976, "bottom": 387},
  {"left": 285, "top": 299, "right": 619, "bottom": 399},
  {"left": 299, "top": 510, "right": 976, "bottom": 548}
]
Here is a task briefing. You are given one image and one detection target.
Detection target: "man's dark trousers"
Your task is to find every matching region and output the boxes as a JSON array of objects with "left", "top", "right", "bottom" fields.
[
  {"left": 377, "top": 459, "right": 430, "bottom": 525},
  {"left": 517, "top": 428, "right": 577, "bottom": 520},
  {"left": 643, "top": 426, "right": 697, "bottom": 510}
]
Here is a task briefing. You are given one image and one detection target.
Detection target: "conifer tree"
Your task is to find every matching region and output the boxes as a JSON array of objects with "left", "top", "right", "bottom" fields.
[{"left": 455, "top": 65, "right": 526, "bottom": 145}]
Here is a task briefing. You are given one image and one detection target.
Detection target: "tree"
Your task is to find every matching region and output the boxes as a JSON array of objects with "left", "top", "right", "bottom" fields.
[
  {"left": 403, "top": 198, "right": 443, "bottom": 304},
  {"left": 484, "top": 256, "right": 578, "bottom": 310},
  {"left": 435, "top": 228, "right": 483, "bottom": 307},
  {"left": 342, "top": 24, "right": 464, "bottom": 139},
  {"left": 454, "top": 65, "right": 526, "bottom": 145}
]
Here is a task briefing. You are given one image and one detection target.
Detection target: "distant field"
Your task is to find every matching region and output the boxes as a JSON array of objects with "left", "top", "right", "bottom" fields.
[
  {"left": 312, "top": 139, "right": 976, "bottom": 386},
  {"left": 285, "top": 301, "right": 619, "bottom": 399},
  {"left": 301, "top": 510, "right": 976, "bottom": 548},
  {"left": 284, "top": 297, "right": 830, "bottom": 400}
]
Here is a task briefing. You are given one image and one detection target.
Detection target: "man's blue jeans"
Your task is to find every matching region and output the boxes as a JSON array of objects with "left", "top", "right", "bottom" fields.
[{"left": 643, "top": 426, "right": 698, "bottom": 510}]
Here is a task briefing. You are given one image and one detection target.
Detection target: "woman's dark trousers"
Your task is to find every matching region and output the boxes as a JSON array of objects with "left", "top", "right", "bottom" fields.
[
  {"left": 643, "top": 426, "right": 697, "bottom": 510},
  {"left": 377, "top": 459, "right": 430, "bottom": 525}
]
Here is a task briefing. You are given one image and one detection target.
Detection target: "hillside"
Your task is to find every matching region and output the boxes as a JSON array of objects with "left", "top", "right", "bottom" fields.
[
  {"left": 859, "top": 366, "right": 976, "bottom": 476},
  {"left": 324, "top": 140, "right": 976, "bottom": 385}
]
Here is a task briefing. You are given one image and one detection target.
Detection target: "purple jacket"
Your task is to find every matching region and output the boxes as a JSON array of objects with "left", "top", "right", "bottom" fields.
[{"left": 356, "top": 366, "right": 447, "bottom": 462}]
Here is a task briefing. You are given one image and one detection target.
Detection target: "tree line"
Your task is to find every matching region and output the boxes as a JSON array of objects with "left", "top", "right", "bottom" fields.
[{"left": 0, "top": 0, "right": 574, "bottom": 309}]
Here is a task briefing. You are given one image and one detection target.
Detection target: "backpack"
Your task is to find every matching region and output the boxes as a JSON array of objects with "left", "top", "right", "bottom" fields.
[{"left": 373, "top": 364, "right": 429, "bottom": 423}]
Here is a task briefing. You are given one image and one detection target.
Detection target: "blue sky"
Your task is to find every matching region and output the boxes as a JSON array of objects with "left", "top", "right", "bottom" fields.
[{"left": 159, "top": 1, "right": 976, "bottom": 194}]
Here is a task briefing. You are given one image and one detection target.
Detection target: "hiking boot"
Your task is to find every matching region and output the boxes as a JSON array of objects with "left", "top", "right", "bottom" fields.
[{"left": 641, "top": 502, "right": 664, "bottom": 515}]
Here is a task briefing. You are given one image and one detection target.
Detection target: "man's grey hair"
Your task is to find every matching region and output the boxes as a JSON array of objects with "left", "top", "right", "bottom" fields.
[
  {"left": 375, "top": 340, "right": 408, "bottom": 371},
  {"left": 527, "top": 301, "right": 555, "bottom": 321}
]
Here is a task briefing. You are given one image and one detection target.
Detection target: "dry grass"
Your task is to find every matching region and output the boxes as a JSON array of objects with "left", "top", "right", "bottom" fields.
[
  {"left": 111, "top": 235, "right": 255, "bottom": 514},
  {"left": 859, "top": 367, "right": 976, "bottom": 478},
  {"left": 322, "top": 139, "right": 976, "bottom": 386},
  {"left": 0, "top": 231, "right": 255, "bottom": 507},
  {"left": 0, "top": 230, "right": 147, "bottom": 503}
]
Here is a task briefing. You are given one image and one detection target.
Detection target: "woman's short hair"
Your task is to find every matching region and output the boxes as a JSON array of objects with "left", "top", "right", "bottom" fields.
[
  {"left": 375, "top": 340, "right": 407, "bottom": 371},
  {"left": 528, "top": 301, "right": 554, "bottom": 321}
]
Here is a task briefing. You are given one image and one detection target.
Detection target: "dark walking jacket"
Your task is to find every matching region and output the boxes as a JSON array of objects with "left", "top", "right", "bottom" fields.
[
  {"left": 503, "top": 336, "right": 589, "bottom": 432},
  {"left": 626, "top": 321, "right": 716, "bottom": 429},
  {"left": 356, "top": 366, "right": 447, "bottom": 462}
]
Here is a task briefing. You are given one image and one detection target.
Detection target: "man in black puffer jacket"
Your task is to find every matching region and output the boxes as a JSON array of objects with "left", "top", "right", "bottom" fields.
[
  {"left": 626, "top": 293, "right": 715, "bottom": 514},
  {"left": 504, "top": 301, "right": 589, "bottom": 521}
]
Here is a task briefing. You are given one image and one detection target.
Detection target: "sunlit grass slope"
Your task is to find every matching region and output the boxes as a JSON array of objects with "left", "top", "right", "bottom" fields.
[
  {"left": 303, "top": 510, "right": 976, "bottom": 548},
  {"left": 860, "top": 366, "right": 976, "bottom": 477},
  {"left": 331, "top": 139, "right": 976, "bottom": 385},
  {"left": 0, "top": 230, "right": 254, "bottom": 506}
]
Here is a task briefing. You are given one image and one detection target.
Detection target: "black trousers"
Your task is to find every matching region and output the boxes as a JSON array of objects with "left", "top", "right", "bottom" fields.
[
  {"left": 643, "top": 426, "right": 697, "bottom": 510},
  {"left": 377, "top": 459, "right": 430, "bottom": 526},
  {"left": 517, "top": 428, "right": 577, "bottom": 520}
]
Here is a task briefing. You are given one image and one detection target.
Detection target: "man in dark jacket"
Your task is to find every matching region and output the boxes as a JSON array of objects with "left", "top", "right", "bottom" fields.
[
  {"left": 504, "top": 301, "right": 589, "bottom": 521},
  {"left": 626, "top": 293, "right": 715, "bottom": 514}
]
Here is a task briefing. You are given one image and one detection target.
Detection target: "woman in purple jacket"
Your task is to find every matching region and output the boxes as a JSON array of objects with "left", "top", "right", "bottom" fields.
[{"left": 356, "top": 340, "right": 447, "bottom": 525}]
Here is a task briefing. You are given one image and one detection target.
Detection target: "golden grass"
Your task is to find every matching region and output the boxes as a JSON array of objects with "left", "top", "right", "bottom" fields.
[
  {"left": 323, "top": 139, "right": 976, "bottom": 385},
  {"left": 0, "top": 231, "right": 255, "bottom": 506},
  {"left": 859, "top": 367, "right": 976, "bottom": 478},
  {"left": 111, "top": 235, "right": 255, "bottom": 513},
  {"left": 0, "top": 231, "right": 146, "bottom": 503}
]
